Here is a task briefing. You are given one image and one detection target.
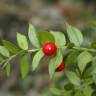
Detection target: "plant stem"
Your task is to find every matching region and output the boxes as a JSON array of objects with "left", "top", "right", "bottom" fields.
[
  {"left": 2, "top": 50, "right": 24, "bottom": 69},
  {"left": 28, "top": 49, "right": 39, "bottom": 53},
  {"left": 1, "top": 48, "right": 39, "bottom": 69},
  {"left": 73, "top": 47, "right": 96, "bottom": 52}
]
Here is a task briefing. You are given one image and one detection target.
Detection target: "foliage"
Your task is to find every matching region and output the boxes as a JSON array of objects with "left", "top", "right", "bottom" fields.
[{"left": 0, "top": 23, "right": 96, "bottom": 96}]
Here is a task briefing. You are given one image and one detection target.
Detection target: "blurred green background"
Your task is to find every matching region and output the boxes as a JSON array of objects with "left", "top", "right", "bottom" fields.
[{"left": 0, "top": 0, "right": 96, "bottom": 96}]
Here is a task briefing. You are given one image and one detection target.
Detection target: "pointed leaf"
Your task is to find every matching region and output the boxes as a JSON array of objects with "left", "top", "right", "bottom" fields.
[
  {"left": 2, "top": 40, "right": 19, "bottom": 53},
  {"left": 49, "top": 49, "right": 63, "bottom": 78},
  {"left": 51, "top": 31, "right": 66, "bottom": 47},
  {"left": 21, "top": 56, "right": 29, "bottom": 78},
  {"left": 66, "top": 23, "right": 83, "bottom": 46},
  {"left": 32, "top": 50, "right": 44, "bottom": 71},
  {"left": 65, "top": 50, "right": 78, "bottom": 65},
  {"left": 0, "top": 46, "right": 10, "bottom": 57},
  {"left": 6, "top": 63, "right": 10, "bottom": 78},
  {"left": 17, "top": 33, "right": 28, "bottom": 50},
  {"left": 66, "top": 71, "right": 80, "bottom": 86},
  {"left": 38, "top": 32, "right": 55, "bottom": 46},
  {"left": 28, "top": 24, "right": 40, "bottom": 48},
  {"left": 77, "top": 51, "right": 93, "bottom": 73}
]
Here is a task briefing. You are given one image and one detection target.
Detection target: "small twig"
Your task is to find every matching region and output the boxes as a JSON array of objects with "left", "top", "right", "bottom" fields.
[
  {"left": 28, "top": 49, "right": 39, "bottom": 53},
  {"left": 2, "top": 50, "right": 25, "bottom": 69},
  {"left": 1, "top": 49, "right": 39, "bottom": 69}
]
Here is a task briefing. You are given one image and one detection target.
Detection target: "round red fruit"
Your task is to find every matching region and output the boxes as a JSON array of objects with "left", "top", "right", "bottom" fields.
[
  {"left": 42, "top": 42, "right": 57, "bottom": 56},
  {"left": 56, "top": 62, "right": 65, "bottom": 72}
]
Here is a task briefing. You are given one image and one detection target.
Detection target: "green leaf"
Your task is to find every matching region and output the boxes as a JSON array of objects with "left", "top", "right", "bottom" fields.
[
  {"left": 92, "top": 75, "right": 96, "bottom": 84},
  {"left": 38, "top": 32, "right": 55, "bottom": 46},
  {"left": 83, "top": 86, "right": 93, "bottom": 96},
  {"left": 2, "top": 40, "right": 19, "bottom": 54},
  {"left": 91, "top": 41, "right": 96, "bottom": 49},
  {"left": 77, "top": 51, "right": 93, "bottom": 73},
  {"left": 50, "top": 88, "right": 64, "bottom": 95},
  {"left": 17, "top": 33, "right": 28, "bottom": 50},
  {"left": 66, "top": 71, "right": 80, "bottom": 86},
  {"left": 66, "top": 23, "right": 83, "bottom": 46},
  {"left": 21, "top": 56, "right": 29, "bottom": 78},
  {"left": 49, "top": 49, "right": 63, "bottom": 78},
  {"left": 74, "top": 91, "right": 81, "bottom": 96},
  {"left": 28, "top": 24, "right": 40, "bottom": 48},
  {"left": 0, "top": 46, "right": 10, "bottom": 57},
  {"left": 0, "top": 56, "right": 4, "bottom": 62},
  {"left": 0, "top": 56, "right": 4, "bottom": 66},
  {"left": 65, "top": 50, "right": 78, "bottom": 65},
  {"left": 32, "top": 50, "right": 44, "bottom": 71},
  {"left": 51, "top": 31, "right": 66, "bottom": 47},
  {"left": 6, "top": 63, "right": 10, "bottom": 78},
  {"left": 91, "top": 57, "right": 96, "bottom": 75}
]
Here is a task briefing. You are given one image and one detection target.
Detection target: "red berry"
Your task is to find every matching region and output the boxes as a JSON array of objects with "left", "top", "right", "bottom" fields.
[
  {"left": 42, "top": 42, "right": 57, "bottom": 56},
  {"left": 56, "top": 62, "right": 65, "bottom": 72}
]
